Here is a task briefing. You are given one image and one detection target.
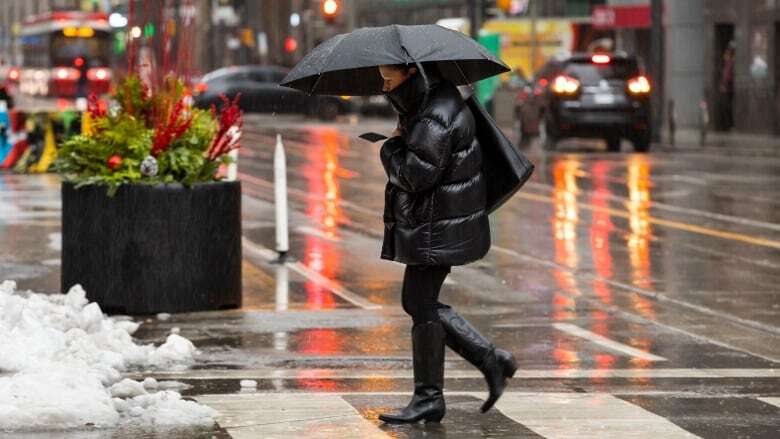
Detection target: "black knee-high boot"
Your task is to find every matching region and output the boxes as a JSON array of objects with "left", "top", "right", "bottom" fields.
[
  {"left": 437, "top": 306, "right": 517, "bottom": 413},
  {"left": 379, "top": 321, "right": 446, "bottom": 424}
]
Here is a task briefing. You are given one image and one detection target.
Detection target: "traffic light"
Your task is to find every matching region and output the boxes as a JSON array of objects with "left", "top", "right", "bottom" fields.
[
  {"left": 321, "top": 0, "right": 340, "bottom": 23},
  {"left": 284, "top": 37, "right": 298, "bottom": 53}
]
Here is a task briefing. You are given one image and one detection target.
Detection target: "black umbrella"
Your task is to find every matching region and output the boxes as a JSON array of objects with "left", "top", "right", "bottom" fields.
[{"left": 280, "top": 24, "right": 510, "bottom": 96}]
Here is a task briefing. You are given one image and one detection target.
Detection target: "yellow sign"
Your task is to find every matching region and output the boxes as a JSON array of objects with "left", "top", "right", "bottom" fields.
[{"left": 483, "top": 18, "right": 577, "bottom": 77}]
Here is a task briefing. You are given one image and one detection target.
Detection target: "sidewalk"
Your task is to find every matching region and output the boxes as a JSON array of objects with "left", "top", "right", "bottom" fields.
[{"left": 660, "top": 127, "right": 780, "bottom": 156}]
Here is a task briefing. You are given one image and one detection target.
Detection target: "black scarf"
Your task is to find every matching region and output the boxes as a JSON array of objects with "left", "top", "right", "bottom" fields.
[{"left": 384, "top": 71, "right": 437, "bottom": 118}]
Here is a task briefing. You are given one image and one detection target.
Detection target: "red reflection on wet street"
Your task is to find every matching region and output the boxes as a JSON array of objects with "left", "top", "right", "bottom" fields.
[
  {"left": 626, "top": 155, "right": 657, "bottom": 320},
  {"left": 589, "top": 160, "right": 615, "bottom": 307},
  {"left": 301, "top": 128, "right": 346, "bottom": 311},
  {"left": 550, "top": 158, "right": 582, "bottom": 368},
  {"left": 296, "top": 128, "right": 346, "bottom": 368}
]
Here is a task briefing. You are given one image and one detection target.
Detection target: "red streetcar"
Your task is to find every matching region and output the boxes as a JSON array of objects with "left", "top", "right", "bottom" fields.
[{"left": 19, "top": 11, "right": 113, "bottom": 98}]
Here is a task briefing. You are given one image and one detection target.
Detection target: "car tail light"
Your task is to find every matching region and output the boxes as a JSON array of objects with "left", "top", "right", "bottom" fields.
[
  {"left": 627, "top": 75, "right": 651, "bottom": 95},
  {"left": 591, "top": 54, "right": 611, "bottom": 64},
  {"left": 551, "top": 75, "right": 580, "bottom": 96},
  {"left": 194, "top": 82, "right": 208, "bottom": 94},
  {"left": 53, "top": 67, "right": 80, "bottom": 81},
  {"left": 87, "top": 67, "right": 111, "bottom": 81},
  {"left": 8, "top": 67, "right": 20, "bottom": 81}
]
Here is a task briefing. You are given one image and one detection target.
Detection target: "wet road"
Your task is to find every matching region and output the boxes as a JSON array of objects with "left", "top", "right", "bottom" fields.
[{"left": 1, "top": 113, "right": 779, "bottom": 438}]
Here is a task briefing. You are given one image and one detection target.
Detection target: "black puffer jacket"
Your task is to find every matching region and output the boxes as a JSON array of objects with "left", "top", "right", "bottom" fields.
[{"left": 380, "top": 72, "right": 490, "bottom": 266}]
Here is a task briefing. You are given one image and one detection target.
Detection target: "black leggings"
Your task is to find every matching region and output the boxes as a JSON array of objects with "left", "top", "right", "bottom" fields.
[{"left": 401, "top": 265, "right": 451, "bottom": 325}]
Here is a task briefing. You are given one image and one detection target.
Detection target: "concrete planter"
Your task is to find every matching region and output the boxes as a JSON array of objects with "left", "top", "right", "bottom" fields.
[{"left": 61, "top": 181, "right": 242, "bottom": 314}]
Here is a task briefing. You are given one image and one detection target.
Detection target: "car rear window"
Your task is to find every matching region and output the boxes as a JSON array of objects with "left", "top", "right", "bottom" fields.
[{"left": 564, "top": 59, "right": 639, "bottom": 85}]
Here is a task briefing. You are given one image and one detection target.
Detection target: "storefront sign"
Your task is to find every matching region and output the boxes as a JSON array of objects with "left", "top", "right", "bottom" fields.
[{"left": 592, "top": 5, "right": 652, "bottom": 29}]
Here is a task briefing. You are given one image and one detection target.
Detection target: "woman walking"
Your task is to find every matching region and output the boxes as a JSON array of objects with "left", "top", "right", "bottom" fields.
[{"left": 376, "top": 63, "right": 517, "bottom": 424}]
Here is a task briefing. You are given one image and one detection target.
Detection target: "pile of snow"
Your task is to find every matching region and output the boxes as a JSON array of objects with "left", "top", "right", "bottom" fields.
[{"left": 0, "top": 281, "right": 216, "bottom": 432}]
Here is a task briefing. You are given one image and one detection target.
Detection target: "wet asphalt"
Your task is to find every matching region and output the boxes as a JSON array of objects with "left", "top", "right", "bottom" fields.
[{"left": 1, "top": 113, "right": 779, "bottom": 438}]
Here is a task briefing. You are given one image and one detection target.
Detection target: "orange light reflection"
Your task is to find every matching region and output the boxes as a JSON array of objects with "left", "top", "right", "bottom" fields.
[
  {"left": 297, "top": 128, "right": 346, "bottom": 363},
  {"left": 550, "top": 158, "right": 582, "bottom": 368},
  {"left": 626, "top": 155, "right": 657, "bottom": 319}
]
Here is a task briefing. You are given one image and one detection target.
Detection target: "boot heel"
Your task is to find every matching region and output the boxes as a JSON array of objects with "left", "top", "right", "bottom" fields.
[
  {"left": 425, "top": 412, "right": 445, "bottom": 423},
  {"left": 505, "top": 360, "right": 518, "bottom": 378}
]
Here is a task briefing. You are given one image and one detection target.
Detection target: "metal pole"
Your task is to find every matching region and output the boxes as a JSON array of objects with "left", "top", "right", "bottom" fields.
[
  {"left": 468, "top": 0, "right": 479, "bottom": 40},
  {"left": 530, "top": 0, "right": 538, "bottom": 74},
  {"left": 650, "top": 0, "right": 664, "bottom": 143},
  {"left": 273, "top": 134, "right": 290, "bottom": 262},
  {"left": 347, "top": 0, "right": 358, "bottom": 32}
]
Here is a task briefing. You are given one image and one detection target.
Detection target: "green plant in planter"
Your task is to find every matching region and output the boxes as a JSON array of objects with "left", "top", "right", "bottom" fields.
[{"left": 55, "top": 75, "right": 242, "bottom": 196}]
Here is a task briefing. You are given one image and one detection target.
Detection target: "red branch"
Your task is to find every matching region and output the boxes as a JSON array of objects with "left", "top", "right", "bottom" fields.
[
  {"left": 151, "top": 97, "right": 193, "bottom": 156},
  {"left": 87, "top": 93, "right": 106, "bottom": 119},
  {"left": 206, "top": 94, "right": 243, "bottom": 161}
]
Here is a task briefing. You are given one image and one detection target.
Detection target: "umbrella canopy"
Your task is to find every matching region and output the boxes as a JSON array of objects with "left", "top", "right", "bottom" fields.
[{"left": 280, "top": 24, "right": 510, "bottom": 96}]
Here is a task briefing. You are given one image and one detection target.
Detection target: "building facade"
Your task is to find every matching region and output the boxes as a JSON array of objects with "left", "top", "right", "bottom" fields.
[{"left": 702, "top": 1, "right": 780, "bottom": 134}]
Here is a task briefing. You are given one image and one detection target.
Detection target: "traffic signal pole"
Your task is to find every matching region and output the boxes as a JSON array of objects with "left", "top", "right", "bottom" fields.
[
  {"left": 650, "top": 0, "right": 664, "bottom": 143},
  {"left": 468, "top": 0, "right": 481, "bottom": 40}
]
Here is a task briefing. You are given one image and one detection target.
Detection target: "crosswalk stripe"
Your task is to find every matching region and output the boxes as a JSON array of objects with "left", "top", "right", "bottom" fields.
[
  {"left": 494, "top": 393, "right": 700, "bottom": 438},
  {"left": 758, "top": 397, "right": 780, "bottom": 408},
  {"left": 196, "top": 393, "right": 389, "bottom": 439},
  {"left": 552, "top": 323, "right": 667, "bottom": 361},
  {"left": 126, "top": 367, "right": 780, "bottom": 380}
]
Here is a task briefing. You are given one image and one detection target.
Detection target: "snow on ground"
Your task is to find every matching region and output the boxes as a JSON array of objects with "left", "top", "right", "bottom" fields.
[{"left": 0, "top": 280, "right": 217, "bottom": 432}]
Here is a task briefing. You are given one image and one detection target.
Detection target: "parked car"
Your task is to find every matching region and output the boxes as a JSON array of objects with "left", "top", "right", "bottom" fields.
[
  {"left": 514, "top": 52, "right": 652, "bottom": 152},
  {"left": 193, "top": 65, "right": 351, "bottom": 121}
]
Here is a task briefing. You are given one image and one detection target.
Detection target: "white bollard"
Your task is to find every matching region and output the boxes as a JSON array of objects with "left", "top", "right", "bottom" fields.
[
  {"left": 226, "top": 149, "right": 239, "bottom": 181},
  {"left": 274, "top": 134, "right": 290, "bottom": 261},
  {"left": 275, "top": 265, "right": 289, "bottom": 311}
]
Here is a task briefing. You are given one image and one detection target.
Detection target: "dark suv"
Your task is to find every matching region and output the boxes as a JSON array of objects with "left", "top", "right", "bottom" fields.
[{"left": 515, "top": 53, "right": 652, "bottom": 152}]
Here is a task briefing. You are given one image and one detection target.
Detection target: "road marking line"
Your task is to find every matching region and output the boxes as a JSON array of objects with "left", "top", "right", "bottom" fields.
[
  {"left": 495, "top": 393, "right": 700, "bottom": 439},
  {"left": 127, "top": 368, "right": 780, "bottom": 380},
  {"left": 239, "top": 171, "right": 379, "bottom": 217},
  {"left": 239, "top": 163, "right": 780, "bottom": 336},
  {"left": 242, "top": 181, "right": 780, "bottom": 340},
  {"left": 296, "top": 225, "right": 341, "bottom": 242},
  {"left": 244, "top": 138, "right": 780, "bottom": 243},
  {"left": 523, "top": 181, "right": 780, "bottom": 233},
  {"left": 552, "top": 323, "right": 667, "bottom": 361},
  {"left": 196, "top": 393, "right": 388, "bottom": 439},
  {"left": 491, "top": 245, "right": 780, "bottom": 337},
  {"left": 757, "top": 397, "right": 780, "bottom": 409},
  {"left": 515, "top": 192, "right": 780, "bottom": 249},
  {"left": 242, "top": 237, "right": 382, "bottom": 310}
]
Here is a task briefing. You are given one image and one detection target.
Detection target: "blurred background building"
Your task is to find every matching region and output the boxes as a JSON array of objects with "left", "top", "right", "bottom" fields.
[{"left": 1, "top": 0, "right": 779, "bottom": 135}]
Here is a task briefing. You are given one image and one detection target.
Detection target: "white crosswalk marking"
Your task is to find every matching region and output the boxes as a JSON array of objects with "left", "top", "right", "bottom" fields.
[
  {"left": 129, "top": 367, "right": 780, "bottom": 380},
  {"left": 552, "top": 323, "right": 667, "bottom": 361},
  {"left": 196, "top": 393, "right": 389, "bottom": 439},
  {"left": 494, "top": 393, "right": 699, "bottom": 438},
  {"left": 758, "top": 397, "right": 780, "bottom": 409}
]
